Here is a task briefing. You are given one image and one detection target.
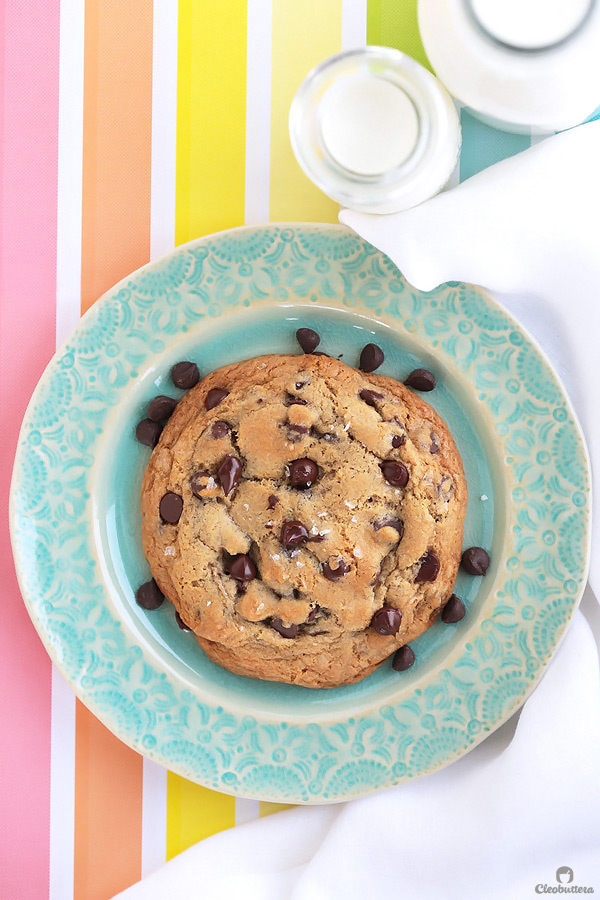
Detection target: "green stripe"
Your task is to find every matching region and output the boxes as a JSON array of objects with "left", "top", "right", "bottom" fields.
[
  {"left": 459, "top": 109, "right": 532, "bottom": 181},
  {"left": 366, "top": 0, "right": 431, "bottom": 70}
]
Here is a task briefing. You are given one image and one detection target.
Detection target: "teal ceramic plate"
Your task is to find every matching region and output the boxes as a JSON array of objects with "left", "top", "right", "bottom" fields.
[{"left": 10, "top": 224, "right": 591, "bottom": 803}]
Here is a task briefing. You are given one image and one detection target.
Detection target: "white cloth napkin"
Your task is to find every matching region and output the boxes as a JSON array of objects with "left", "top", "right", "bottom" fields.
[
  {"left": 341, "top": 119, "right": 600, "bottom": 594},
  {"left": 114, "top": 122, "right": 600, "bottom": 899},
  {"left": 116, "top": 612, "right": 600, "bottom": 899}
]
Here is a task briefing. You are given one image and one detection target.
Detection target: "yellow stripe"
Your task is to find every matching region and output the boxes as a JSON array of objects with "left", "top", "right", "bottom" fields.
[
  {"left": 175, "top": 0, "right": 248, "bottom": 245},
  {"left": 270, "top": 0, "right": 342, "bottom": 222},
  {"left": 169, "top": 0, "right": 245, "bottom": 851},
  {"left": 166, "top": 773, "right": 235, "bottom": 860},
  {"left": 259, "top": 801, "right": 295, "bottom": 818},
  {"left": 169, "top": 0, "right": 340, "bottom": 845}
]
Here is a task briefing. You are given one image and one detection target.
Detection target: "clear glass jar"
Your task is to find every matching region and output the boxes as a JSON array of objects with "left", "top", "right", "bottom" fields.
[{"left": 289, "top": 47, "right": 461, "bottom": 214}]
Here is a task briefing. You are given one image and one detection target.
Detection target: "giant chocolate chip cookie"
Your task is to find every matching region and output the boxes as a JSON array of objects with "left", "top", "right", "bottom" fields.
[{"left": 140, "top": 353, "right": 467, "bottom": 688}]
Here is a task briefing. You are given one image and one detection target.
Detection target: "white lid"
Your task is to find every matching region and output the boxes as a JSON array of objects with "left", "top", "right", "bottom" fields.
[
  {"left": 419, "top": 0, "right": 600, "bottom": 133},
  {"left": 469, "top": 0, "right": 593, "bottom": 50}
]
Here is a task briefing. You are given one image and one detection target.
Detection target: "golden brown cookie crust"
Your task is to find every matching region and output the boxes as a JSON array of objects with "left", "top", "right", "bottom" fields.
[{"left": 140, "top": 354, "right": 467, "bottom": 688}]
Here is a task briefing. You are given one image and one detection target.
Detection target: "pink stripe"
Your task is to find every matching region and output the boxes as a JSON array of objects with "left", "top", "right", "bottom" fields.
[{"left": 0, "top": 3, "right": 60, "bottom": 897}]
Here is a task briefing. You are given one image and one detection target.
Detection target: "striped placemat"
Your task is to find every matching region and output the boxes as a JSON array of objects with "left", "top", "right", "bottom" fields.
[{"left": 0, "top": 3, "right": 543, "bottom": 899}]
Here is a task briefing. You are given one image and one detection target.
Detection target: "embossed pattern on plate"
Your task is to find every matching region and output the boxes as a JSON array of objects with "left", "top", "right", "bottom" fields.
[{"left": 10, "top": 225, "right": 590, "bottom": 803}]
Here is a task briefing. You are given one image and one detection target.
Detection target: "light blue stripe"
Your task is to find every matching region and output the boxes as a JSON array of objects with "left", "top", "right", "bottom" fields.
[{"left": 459, "top": 109, "right": 531, "bottom": 182}]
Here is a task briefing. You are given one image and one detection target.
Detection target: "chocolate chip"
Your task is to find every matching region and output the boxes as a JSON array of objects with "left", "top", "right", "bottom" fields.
[
  {"left": 286, "top": 431, "right": 308, "bottom": 446},
  {"left": 295, "top": 381, "right": 306, "bottom": 390},
  {"left": 190, "top": 471, "right": 211, "bottom": 497},
  {"left": 175, "top": 610, "right": 191, "bottom": 631},
  {"left": 135, "top": 579, "right": 164, "bottom": 610},
  {"left": 359, "top": 343, "right": 384, "bottom": 372},
  {"left": 374, "top": 518, "right": 404, "bottom": 541},
  {"left": 359, "top": 388, "right": 384, "bottom": 407},
  {"left": 430, "top": 432, "right": 440, "bottom": 454},
  {"left": 211, "top": 420, "right": 230, "bottom": 438},
  {"left": 296, "top": 328, "right": 320, "bottom": 353},
  {"left": 311, "top": 351, "right": 329, "bottom": 357},
  {"left": 371, "top": 607, "right": 402, "bottom": 635},
  {"left": 306, "top": 605, "right": 321, "bottom": 623},
  {"left": 437, "top": 476, "right": 454, "bottom": 499},
  {"left": 442, "top": 593, "right": 466, "bottom": 623},
  {"left": 136, "top": 418, "right": 162, "bottom": 448},
  {"left": 226, "top": 554, "right": 257, "bottom": 581},
  {"left": 322, "top": 558, "right": 350, "bottom": 580},
  {"left": 171, "top": 360, "right": 200, "bottom": 389},
  {"left": 159, "top": 492, "right": 183, "bottom": 524},
  {"left": 267, "top": 494, "right": 279, "bottom": 509},
  {"left": 205, "top": 388, "right": 229, "bottom": 410},
  {"left": 391, "top": 434, "right": 405, "bottom": 448},
  {"left": 308, "top": 533, "right": 326, "bottom": 543},
  {"left": 461, "top": 547, "right": 490, "bottom": 575},
  {"left": 392, "top": 645, "right": 416, "bottom": 671},
  {"left": 380, "top": 460, "right": 409, "bottom": 487},
  {"left": 284, "top": 393, "right": 307, "bottom": 406},
  {"left": 414, "top": 550, "right": 440, "bottom": 583},
  {"left": 147, "top": 395, "right": 178, "bottom": 422},
  {"left": 280, "top": 520, "right": 309, "bottom": 549},
  {"left": 287, "top": 423, "right": 309, "bottom": 434},
  {"left": 289, "top": 458, "right": 318, "bottom": 488},
  {"left": 404, "top": 368, "right": 436, "bottom": 391},
  {"left": 271, "top": 618, "right": 298, "bottom": 638},
  {"left": 370, "top": 565, "right": 382, "bottom": 587},
  {"left": 217, "top": 454, "right": 242, "bottom": 496}
]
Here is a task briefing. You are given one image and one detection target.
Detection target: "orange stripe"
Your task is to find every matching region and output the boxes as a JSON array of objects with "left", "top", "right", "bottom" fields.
[
  {"left": 73, "top": 702, "right": 144, "bottom": 900},
  {"left": 80, "top": 0, "right": 153, "bottom": 312},
  {"left": 75, "top": 1, "right": 152, "bottom": 896}
]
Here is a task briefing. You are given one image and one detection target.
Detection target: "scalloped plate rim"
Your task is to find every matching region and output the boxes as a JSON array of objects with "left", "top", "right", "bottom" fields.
[{"left": 9, "top": 223, "right": 591, "bottom": 803}]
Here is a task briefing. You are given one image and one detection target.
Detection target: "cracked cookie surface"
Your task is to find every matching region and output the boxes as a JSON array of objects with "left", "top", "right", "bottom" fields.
[{"left": 140, "top": 354, "right": 467, "bottom": 688}]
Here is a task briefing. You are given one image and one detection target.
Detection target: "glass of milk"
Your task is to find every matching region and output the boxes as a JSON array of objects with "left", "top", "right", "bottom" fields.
[{"left": 289, "top": 46, "right": 461, "bottom": 214}]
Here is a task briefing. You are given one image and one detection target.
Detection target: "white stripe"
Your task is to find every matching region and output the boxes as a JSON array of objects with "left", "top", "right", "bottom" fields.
[
  {"left": 245, "top": 0, "right": 272, "bottom": 224},
  {"left": 138, "top": 1, "right": 178, "bottom": 876},
  {"left": 341, "top": 0, "right": 367, "bottom": 49},
  {"left": 49, "top": 667, "right": 76, "bottom": 900},
  {"left": 50, "top": 2, "right": 85, "bottom": 896},
  {"left": 55, "top": 0, "right": 85, "bottom": 347},
  {"left": 141, "top": 759, "right": 168, "bottom": 878},
  {"left": 235, "top": 798, "right": 261, "bottom": 826},
  {"left": 150, "top": 0, "right": 179, "bottom": 259}
]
